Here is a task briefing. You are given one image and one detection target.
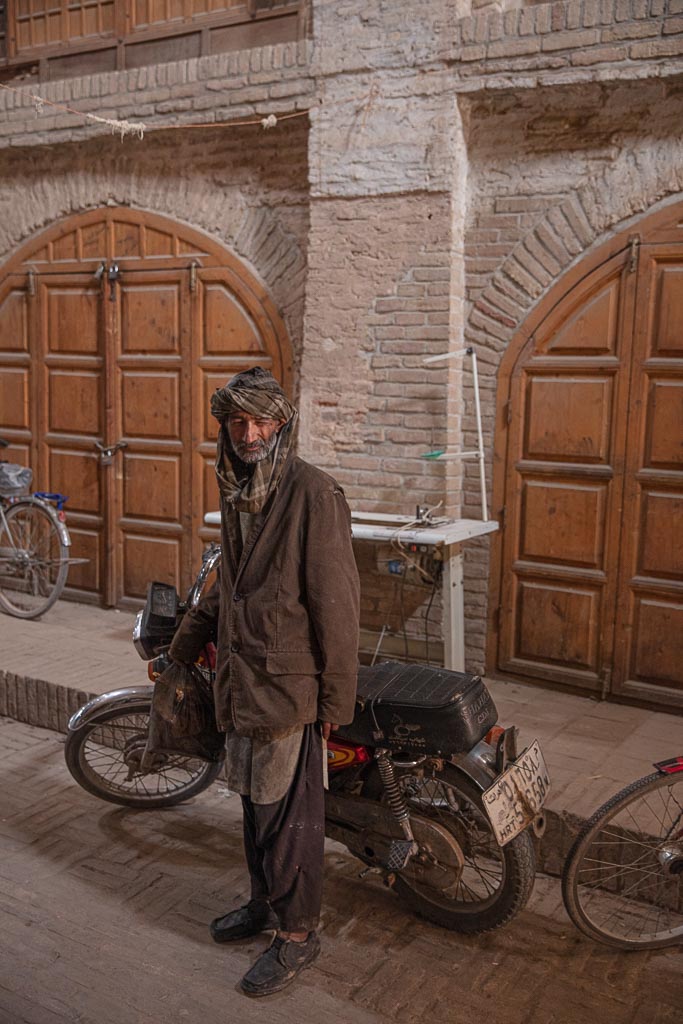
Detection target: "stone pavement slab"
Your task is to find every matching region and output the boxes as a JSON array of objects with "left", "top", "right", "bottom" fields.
[
  {"left": 0, "top": 599, "right": 682, "bottom": 868},
  {"left": 1, "top": 717, "right": 682, "bottom": 1024}
]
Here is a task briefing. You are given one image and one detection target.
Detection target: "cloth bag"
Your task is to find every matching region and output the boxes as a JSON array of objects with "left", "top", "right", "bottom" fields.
[
  {"left": 0, "top": 463, "right": 32, "bottom": 497},
  {"left": 143, "top": 661, "right": 225, "bottom": 764}
]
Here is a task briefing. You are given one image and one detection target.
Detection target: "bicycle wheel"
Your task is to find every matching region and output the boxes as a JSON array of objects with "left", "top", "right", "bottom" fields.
[
  {"left": 64, "top": 702, "right": 224, "bottom": 809},
  {"left": 562, "top": 772, "right": 683, "bottom": 950},
  {"left": 0, "top": 499, "right": 69, "bottom": 618}
]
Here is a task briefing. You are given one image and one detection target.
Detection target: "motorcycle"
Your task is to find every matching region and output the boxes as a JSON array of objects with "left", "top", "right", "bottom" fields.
[{"left": 64, "top": 543, "right": 549, "bottom": 935}]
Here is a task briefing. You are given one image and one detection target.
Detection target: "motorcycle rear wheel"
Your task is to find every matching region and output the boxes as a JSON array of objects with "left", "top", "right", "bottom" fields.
[
  {"left": 364, "top": 764, "right": 535, "bottom": 934},
  {"left": 64, "top": 701, "right": 224, "bottom": 809}
]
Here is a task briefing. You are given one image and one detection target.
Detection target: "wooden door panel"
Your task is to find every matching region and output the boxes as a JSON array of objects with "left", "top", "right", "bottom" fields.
[
  {"left": 0, "top": 280, "right": 32, "bottom": 476},
  {"left": 520, "top": 480, "right": 607, "bottom": 569},
  {"left": 646, "top": 381, "right": 683, "bottom": 467},
  {"left": 49, "top": 449, "right": 101, "bottom": 514},
  {"left": 40, "top": 275, "right": 105, "bottom": 601},
  {"left": 0, "top": 287, "right": 29, "bottom": 352},
  {"left": 0, "top": 367, "right": 29, "bottom": 429},
  {"left": 631, "top": 596, "right": 683, "bottom": 689},
  {"left": 514, "top": 580, "right": 600, "bottom": 673},
  {"left": 121, "top": 371, "right": 180, "bottom": 438},
  {"left": 121, "top": 283, "right": 181, "bottom": 353},
  {"left": 114, "top": 222, "right": 143, "bottom": 260},
  {"left": 47, "top": 370, "right": 101, "bottom": 434},
  {"left": 66, "top": 528, "right": 102, "bottom": 595},
  {"left": 123, "top": 534, "right": 181, "bottom": 599},
  {"left": 498, "top": 256, "right": 634, "bottom": 693},
  {"left": 524, "top": 376, "right": 613, "bottom": 463},
  {"left": 52, "top": 230, "right": 79, "bottom": 263},
  {"left": 114, "top": 270, "right": 189, "bottom": 605},
  {"left": 122, "top": 452, "right": 180, "bottom": 522},
  {"left": 202, "top": 458, "right": 220, "bottom": 524},
  {"left": 203, "top": 280, "right": 267, "bottom": 355},
  {"left": 144, "top": 227, "right": 176, "bottom": 258},
  {"left": 652, "top": 266, "right": 683, "bottom": 355},
  {"left": 612, "top": 248, "right": 683, "bottom": 707},
  {"left": 545, "top": 278, "right": 620, "bottom": 356},
  {"left": 640, "top": 491, "right": 683, "bottom": 578},
  {"left": 46, "top": 287, "right": 99, "bottom": 352}
]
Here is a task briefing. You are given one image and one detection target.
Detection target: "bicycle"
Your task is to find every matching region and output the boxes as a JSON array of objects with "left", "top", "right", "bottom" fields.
[
  {"left": 561, "top": 756, "right": 683, "bottom": 950},
  {"left": 0, "top": 438, "right": 71, "bottom": 619}
]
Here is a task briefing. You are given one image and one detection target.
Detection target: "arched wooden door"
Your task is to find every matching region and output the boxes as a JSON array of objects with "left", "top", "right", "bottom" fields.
[
  {"left": 492, "top": 203, "right": 683, "bottom": 712},
  {"left": 0, "top": 209, "right": 292, "bottom": 608}
]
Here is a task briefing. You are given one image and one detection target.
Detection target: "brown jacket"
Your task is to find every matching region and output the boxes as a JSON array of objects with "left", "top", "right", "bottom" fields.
[{"left": 169, "top": 454, "right": 360, "bottom": 740}]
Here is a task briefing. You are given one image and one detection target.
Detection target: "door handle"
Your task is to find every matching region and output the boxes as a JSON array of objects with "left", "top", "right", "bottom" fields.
[{"left": 95, "top": 440, "right": 128, "bottom": 466}]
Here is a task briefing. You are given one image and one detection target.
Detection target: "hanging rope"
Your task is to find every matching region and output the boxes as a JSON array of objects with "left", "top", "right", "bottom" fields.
[{"left": 0, "top": 79, "right": 315, "bottom": 139}]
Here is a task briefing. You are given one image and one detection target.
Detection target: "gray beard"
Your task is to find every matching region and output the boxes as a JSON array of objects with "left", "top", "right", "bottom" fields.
[{"left": 232, "top": 431, "right": 278, "bottom": 464}]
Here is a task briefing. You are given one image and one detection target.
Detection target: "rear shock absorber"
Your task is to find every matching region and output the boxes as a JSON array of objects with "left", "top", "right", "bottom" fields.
[{"left": 375, "top": 749, "right": 419, "bottom": 870}]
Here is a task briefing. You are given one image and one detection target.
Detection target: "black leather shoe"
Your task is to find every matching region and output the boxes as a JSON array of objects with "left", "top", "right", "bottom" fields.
[
  {"left": 240, "top": 933, "right": 321, "bottom": 996},
  {"left": 210, "top": 899, "right": 278, "bottom": 943}
]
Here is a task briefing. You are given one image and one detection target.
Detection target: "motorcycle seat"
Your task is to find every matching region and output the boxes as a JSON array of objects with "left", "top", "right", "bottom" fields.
[{"left": 335, "top": 660, "right": 498, "bottom": 756}]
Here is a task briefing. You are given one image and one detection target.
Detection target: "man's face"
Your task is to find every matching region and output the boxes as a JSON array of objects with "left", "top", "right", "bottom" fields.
[{"left": 226, "top": 412, "right": 284, "bottom": 464}]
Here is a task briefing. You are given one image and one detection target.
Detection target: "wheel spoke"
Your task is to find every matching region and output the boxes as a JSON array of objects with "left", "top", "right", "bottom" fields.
[
  {"left": 563, "top": 773, "right": 683, "bottom": 949},
  {"left": 69, "top": 707, "right": 219, "bottom": 805}
]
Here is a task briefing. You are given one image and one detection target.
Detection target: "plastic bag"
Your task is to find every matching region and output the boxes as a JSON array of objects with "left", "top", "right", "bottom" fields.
[
  {"left": 143, "top": 660, "right": 225, "bottom": 763},
  {"left": 0, "top": 463, "right": 32, "bottom": 497}
]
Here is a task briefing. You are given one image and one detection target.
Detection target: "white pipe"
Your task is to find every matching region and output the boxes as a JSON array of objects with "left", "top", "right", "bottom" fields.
[
  {"left": 422, "top": 348, "right": 470, "bottom": 364},
  {"left": 470, "top": 348, "right": 488, "bottom": 522}
]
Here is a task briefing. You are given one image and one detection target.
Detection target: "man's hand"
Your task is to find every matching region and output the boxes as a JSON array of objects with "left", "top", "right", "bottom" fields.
[{"left": 320, "top": 722, "right": 338, "bottom": 741}]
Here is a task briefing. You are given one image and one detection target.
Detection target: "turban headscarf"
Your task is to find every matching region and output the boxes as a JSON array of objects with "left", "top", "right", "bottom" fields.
[{"left": 210, "top": 366, "right": 297, "bottom": 513}]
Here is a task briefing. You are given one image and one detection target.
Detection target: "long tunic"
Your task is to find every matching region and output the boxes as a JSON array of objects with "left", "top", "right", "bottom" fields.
[{"left": 224, "top": 511, "right": 303, "bottom": 804}]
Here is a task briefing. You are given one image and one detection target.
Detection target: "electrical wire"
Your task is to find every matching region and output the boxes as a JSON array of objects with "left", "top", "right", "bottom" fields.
[{"left": 423, "top": 564, "right": 442, "bottom": 667}]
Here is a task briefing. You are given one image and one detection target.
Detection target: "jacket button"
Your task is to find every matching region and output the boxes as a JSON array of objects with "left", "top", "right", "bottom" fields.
[
  {"left": 233, "top": 592, "right": 242, "bottom": 602},
  {"left": 230, "top": 641, "right": 240, "bottom": 653}
]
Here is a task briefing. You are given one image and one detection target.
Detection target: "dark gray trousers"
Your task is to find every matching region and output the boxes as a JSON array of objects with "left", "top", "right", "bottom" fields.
[{"left": 240, "top": 723, "right": 325, "bottom": 933}]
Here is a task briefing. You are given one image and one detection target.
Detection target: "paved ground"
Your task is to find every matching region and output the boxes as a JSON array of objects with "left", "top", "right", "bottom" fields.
[{"left": 0, "top": 717, "right": 681, "bottom": 1024}]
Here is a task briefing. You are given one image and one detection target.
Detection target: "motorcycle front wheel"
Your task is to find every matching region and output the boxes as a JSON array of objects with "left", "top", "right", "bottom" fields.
[
  {"left": 64, "top": 701, "right": 224, "bottom": 809},
  {"left": 364, "top": 764, "right": 535, "bottom": 934}
]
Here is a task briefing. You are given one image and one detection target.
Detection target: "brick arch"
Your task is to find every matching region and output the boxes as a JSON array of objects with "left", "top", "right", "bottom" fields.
[
  {"left": 466, "top": 146, "right": 683, "bottom": 362},
  {"left": 0, "top": 175, "right": 305, "bottom": 353}
]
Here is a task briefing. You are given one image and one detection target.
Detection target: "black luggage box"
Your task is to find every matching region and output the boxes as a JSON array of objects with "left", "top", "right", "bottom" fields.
[{"left": 336, "top": 660, "right": 497, "bottom": 756}]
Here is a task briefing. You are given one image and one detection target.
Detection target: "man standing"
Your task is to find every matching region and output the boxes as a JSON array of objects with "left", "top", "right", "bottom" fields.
[{"left": 169, "top": 366, "right": 360, "bottom": 997}]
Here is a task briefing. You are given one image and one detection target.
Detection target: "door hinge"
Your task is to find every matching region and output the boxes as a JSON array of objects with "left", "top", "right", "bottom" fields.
[
  {"left": 628, "top": 235, "right": 640, "bottom": 274},
  {"left": 26, "top": 269, "right": 36, "bottom": 297},
  {"left": 189, "top": 260, "right": 198, "bottom": 293}
]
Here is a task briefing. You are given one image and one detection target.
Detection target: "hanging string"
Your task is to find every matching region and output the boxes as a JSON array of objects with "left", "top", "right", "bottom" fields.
[{"left": 0, "top": 78, "right": 316, "bottom": 139}]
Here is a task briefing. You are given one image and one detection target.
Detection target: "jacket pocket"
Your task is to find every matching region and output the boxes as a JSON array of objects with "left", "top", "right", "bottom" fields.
[{"left": 266, "top": 650, "right": 323, "bottom": 676}]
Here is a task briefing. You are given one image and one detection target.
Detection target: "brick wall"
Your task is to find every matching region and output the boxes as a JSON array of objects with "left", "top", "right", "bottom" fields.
[{"left": 0, "top": 0, "right": 681, "bottom": 671}]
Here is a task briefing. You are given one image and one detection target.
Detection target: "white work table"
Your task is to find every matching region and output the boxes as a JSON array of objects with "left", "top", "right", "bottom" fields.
[{"left": 204, "top": 509, "right": 498, "bottom": 672}]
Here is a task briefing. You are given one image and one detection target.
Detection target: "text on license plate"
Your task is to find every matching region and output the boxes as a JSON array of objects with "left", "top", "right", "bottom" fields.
[{"left": 482, "top": 740, "right": 550, "bottom": 847}]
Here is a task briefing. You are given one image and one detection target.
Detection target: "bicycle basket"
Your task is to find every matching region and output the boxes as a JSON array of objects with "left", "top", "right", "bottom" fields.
[{"left": 0, "top": 463, "right": 33, "bottom": 497}]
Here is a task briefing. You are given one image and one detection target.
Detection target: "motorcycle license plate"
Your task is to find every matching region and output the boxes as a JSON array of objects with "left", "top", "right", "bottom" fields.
[{"left": 482, "top": 740, "right": 550, "bottom": 847}]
